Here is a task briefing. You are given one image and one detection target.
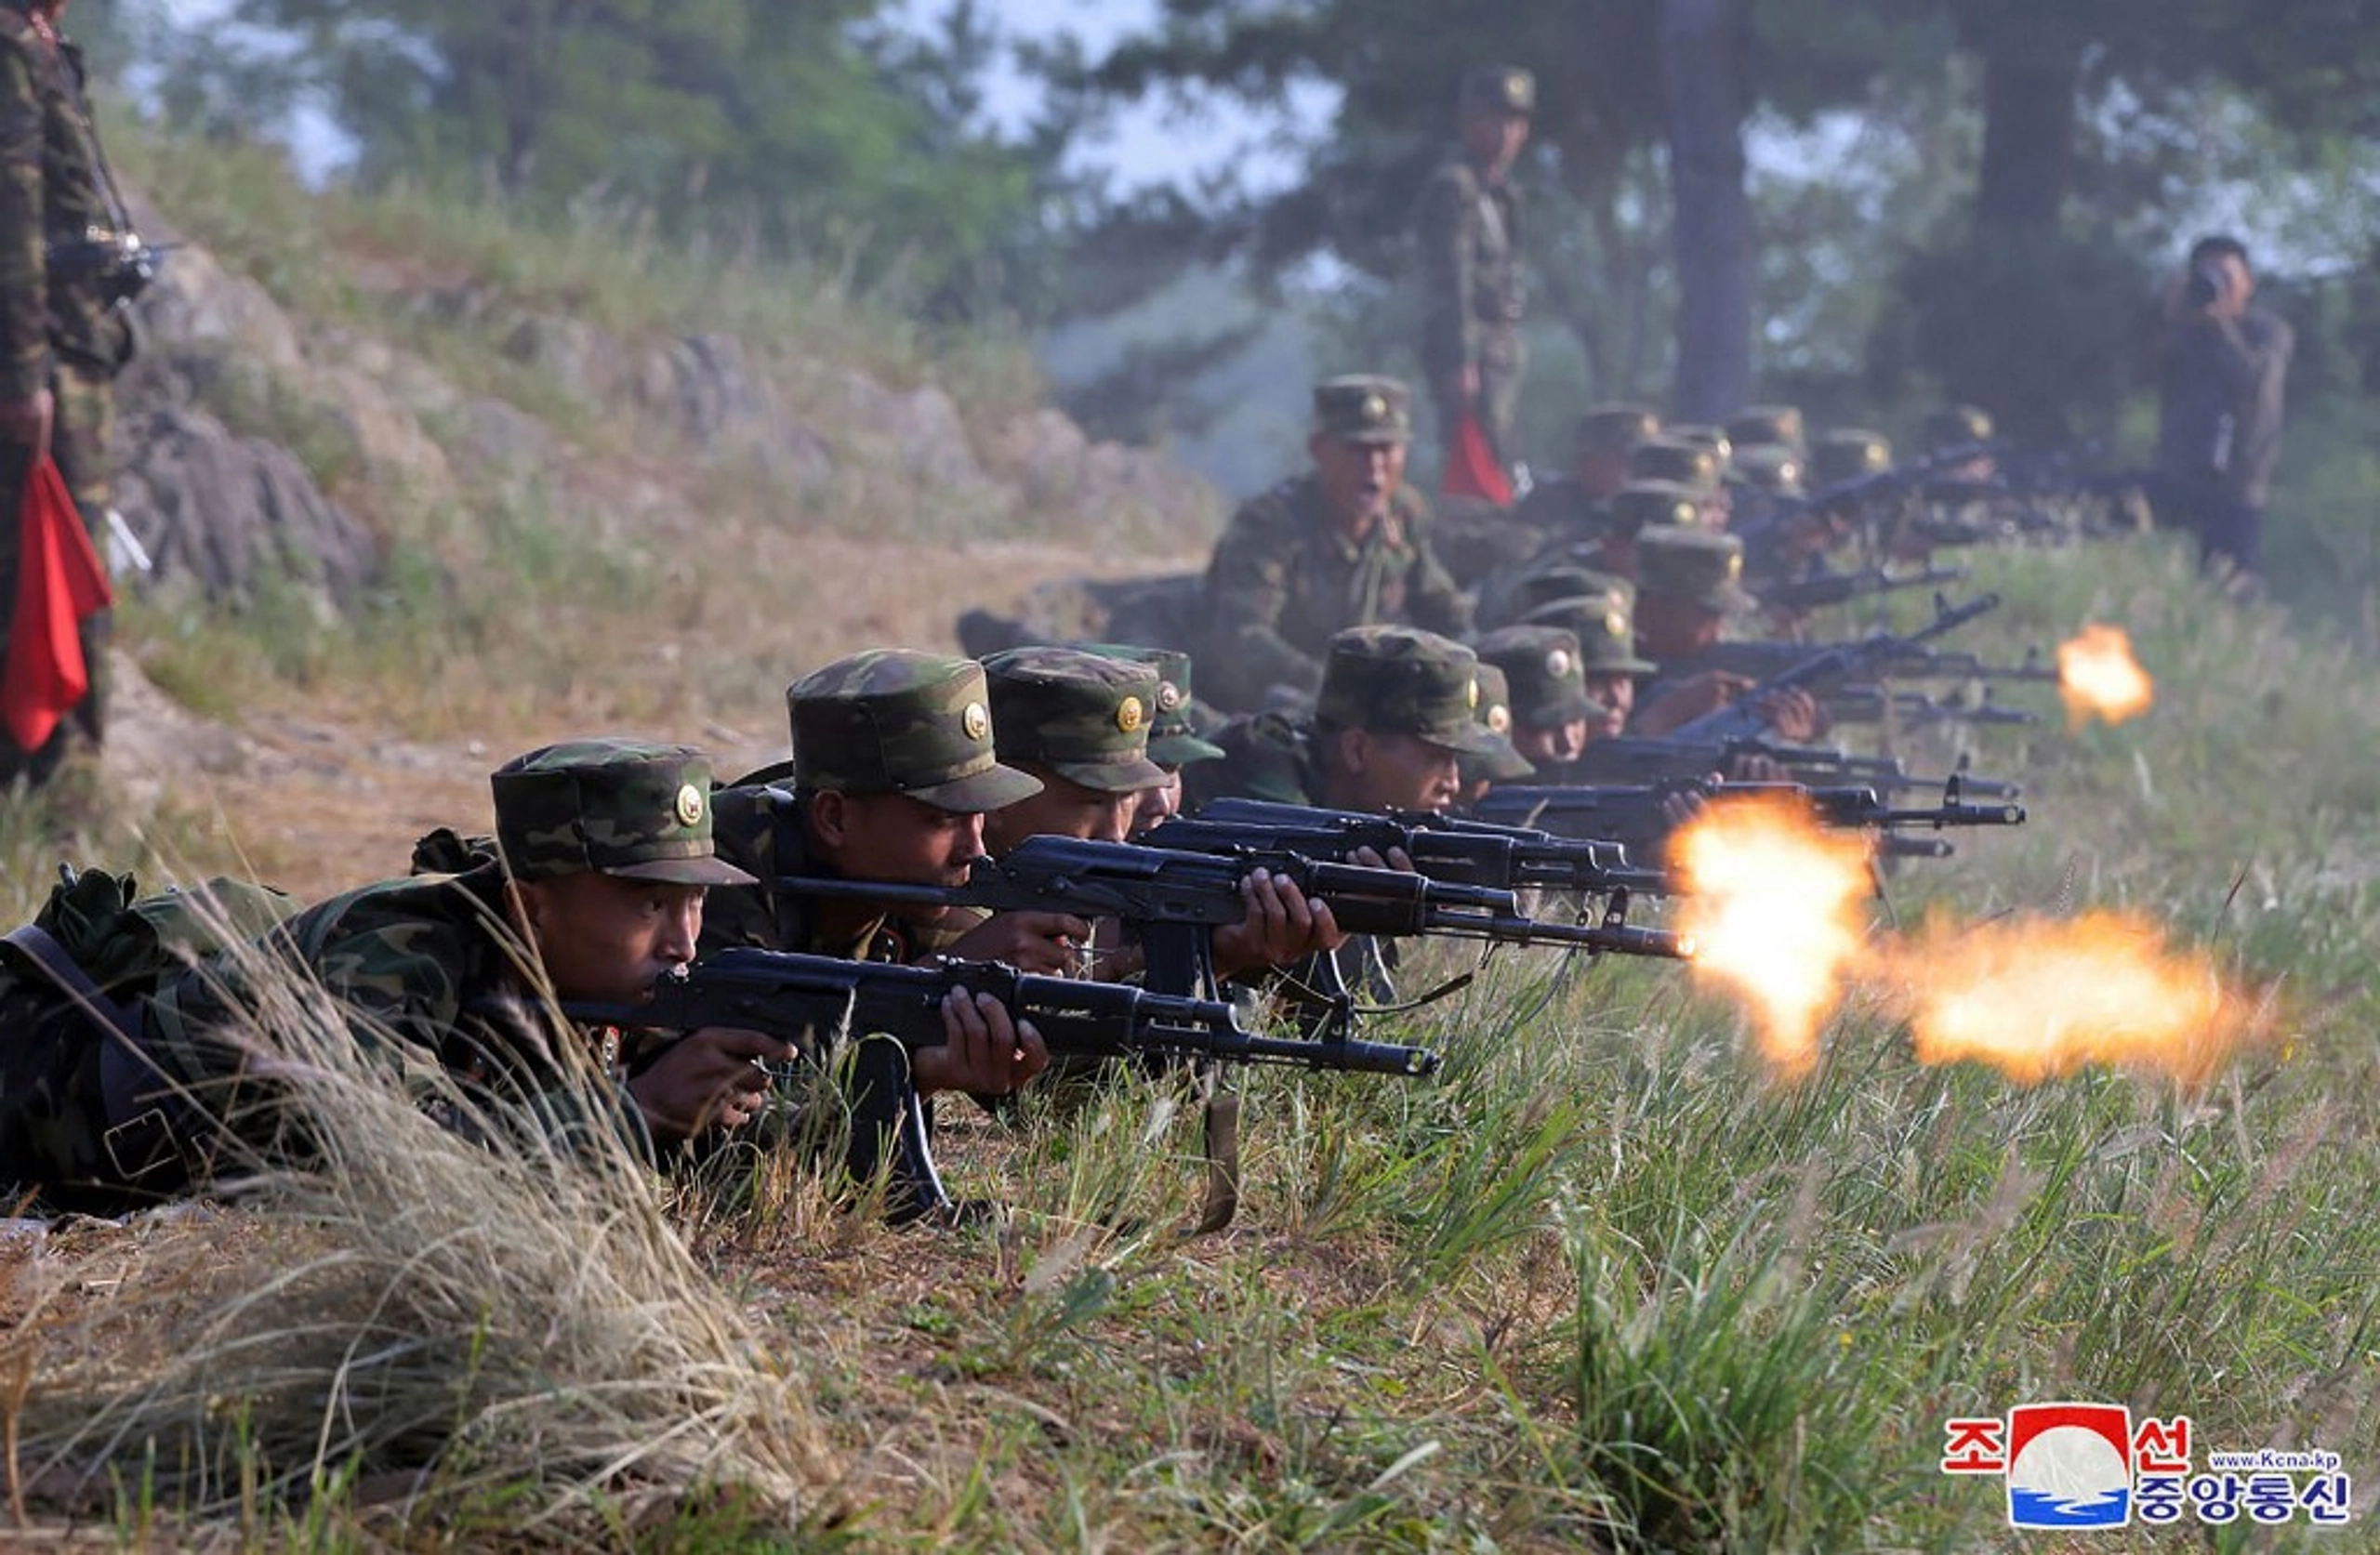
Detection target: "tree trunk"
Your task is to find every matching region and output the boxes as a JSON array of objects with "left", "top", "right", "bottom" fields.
[
  {"left": 1975, "top": 39, "right": 2079, "bottom": 231},
  {"left": 1659, "top": 0, "right": 1752, "bottom": 421}
]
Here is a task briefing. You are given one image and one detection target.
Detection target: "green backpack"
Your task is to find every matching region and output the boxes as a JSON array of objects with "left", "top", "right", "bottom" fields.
[{"left": 0, "top": 864, "right": 300, "bottom": 1211}]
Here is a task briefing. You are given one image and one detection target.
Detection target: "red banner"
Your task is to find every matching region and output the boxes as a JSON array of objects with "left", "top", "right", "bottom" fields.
[
  {"left": 3, "top": 455, "right": 114, "bottom": 753},
  {"left": 1439, "top": 411, "right": 1512, "bottom": 506}
]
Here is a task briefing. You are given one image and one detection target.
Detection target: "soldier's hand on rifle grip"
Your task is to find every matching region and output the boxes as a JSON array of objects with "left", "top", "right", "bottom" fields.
[
  {"left": 1348, "top": 845, "right": 1418, "bottom": 874},
  {"left": 1755, "top": 687, "right": 1828, "bottom": 743},
  {"left": 1213, "top": 867, "right": 1350, "bottom": 980},
  {"left": 628, "top": 1026, "right": 794, "bottom": 1141},
  {"left": 941, "top": 909, "right": 1094, "bottom": 976},
  {"left": 1633, "top": 671, "right": 1752, "bottom": 737},
  {"left": 913, "top": 987, "right": 1049, "bottom": 1099}
]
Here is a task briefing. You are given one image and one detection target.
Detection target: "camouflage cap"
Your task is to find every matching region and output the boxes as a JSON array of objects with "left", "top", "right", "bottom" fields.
[
  {"left": 1636, "top": 524, "right": 1755, "bottom": 615},
  {"left": 1460, "top": 63, "right": 1536, "bottom": 116},
  {"left": 790, "top": 649, "right": 1043, "bottom": 813},
  {"left": 1725, "top": 404, "right": 1806, "bottom": 453},
  {"left": 1630, "top": 438, "right": 1722, "bottom": 496},
  {"left": 1072, "top": 642, "right": 1226, "bottom": 768},
  {"left": 1924, "top": 403, "right": 1994, "bottom": 451},
  {"left": 1312, "top": 375, "right": 1411, "bottom": 444},
  {"left": 1665, "top": 424, "right": 1735, "bottom": 472},
  {"left": 1475, "top": 625, "right": 1605, "bottom": 728},
  {"left": 1485, "top": 558, "right": 1633, "bottom": 629},
  {"left": 982, "top": 646, "right": 1170, "bottom": 794},
  {"left": 1315, "top": 626, "right": 1502, "bottom": 755},
  {"left": 1729, "top": 442, "right": 1805, "bottom": 496},
  {"left": 1810, "top": 428, "right": 1893, "bottom": 485},
  {"left": 1574, "top": 402, "right": 1660, "bottom": 455},
  {"left": 492, "top": 739, "right": 756, "bottom": 887},
  {"left": 1521, "top": 592, "right": 1659, "bottom": 677},
  {"left": 1460, "top": 663, "right": 1540, "bottom": 784},
  {"left": 1609, "top": 480, "right": 1704, "bottom": 536}
]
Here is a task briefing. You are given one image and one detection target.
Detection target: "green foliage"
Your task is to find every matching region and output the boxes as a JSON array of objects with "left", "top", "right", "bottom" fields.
[{"left": 201, "top": 0, "right": 1064, "bottom": 322}]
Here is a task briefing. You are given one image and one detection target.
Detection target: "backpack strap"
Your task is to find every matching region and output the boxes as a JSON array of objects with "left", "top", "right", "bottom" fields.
[
  {"left": 4, "top": 922, "right": 196, "bottom": 1187},
  {"left": 3, "top": 922, "right": 139, "bottom": 1044}
]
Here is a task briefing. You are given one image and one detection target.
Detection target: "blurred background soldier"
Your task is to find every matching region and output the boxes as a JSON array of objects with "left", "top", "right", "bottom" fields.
[
  {"left": 1198, "top": 376, "right": 1468, "bottom": 712},
  {"left": 2154, "top": 234, "right": 2294, "bottom": 588},
  {"left": 0, "top": 0, "right": 139, "bottom": 791},
  {"left": 1414, "top": 64, "right": 1533, "bottom": 481}
]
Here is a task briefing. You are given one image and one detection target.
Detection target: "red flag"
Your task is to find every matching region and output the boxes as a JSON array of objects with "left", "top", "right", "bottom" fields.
[
  {"left": 3, "top": 455, "right": 114, "bottom": 753},
  {"left": 1440, "top": 411, "right": 1513, "bottom": 506}
]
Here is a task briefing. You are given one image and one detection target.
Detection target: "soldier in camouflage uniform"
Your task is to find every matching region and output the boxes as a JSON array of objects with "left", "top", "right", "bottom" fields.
[
  {"left": 1632, "top": 437, "right": 1730, "bottom": 530},
  {"left": 703, "top": 649, "right": 1080, "bottom": 986},
  {"left": 1506, "top": 403, "right": 1658, "bottom": 552},
  {"left": 1071, "top": 643, "right": 1226, "bottom": 836},
  {"left": 0, "top": 741, "right": 808, "bottom": 1211},
  {"left": 1198, "top": 376, "right": 1469, "bottom": 712},
  {"left": 1521, "top": 586, "right": 1659, "bottom": 744},
  {"left": 0, "top": 0, "right": 135, "bottom": 787},
  {"left": 1474, "top": 624, "right": 1605, "bottom": 778},
  {"left": 1454, "top": 660, "right": 1538, "bottom": 805},
  {"left": 1187, "top": 626, "right": 1509, "bottom": 814},
  {"left": 980, "top": 645, "right": 1343, "bottom": 983},
  {"left": 1626, "top": 531, "right": 1825, "bottom": 752},
  {"left": 1415, "top": 64, "right": 1533, "bottom": 473}
]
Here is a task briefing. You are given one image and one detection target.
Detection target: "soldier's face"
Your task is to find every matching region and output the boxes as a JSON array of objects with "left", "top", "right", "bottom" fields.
[
  {"left": 1311, "top": 434, "right": 1406, "bottom": 530},
  {"left": 1130, "top": 769, "right": 1183, "bottom": 837},
  {"left": 515, "top": 873, "right": 705, "bottom": 1006},
  {"left": 1462, "top": 109, "right": 1530, "bottom": 173},
  {"left": 1330, "top": 730, "right": 1462, "bottom": 813},
  {"left": 810, "top": 792, "right": 986, "bottom": 928},
  {"left": 1636, "top": 594, "right": 1724, "bottom": 661},
  {"left": 1585, "top": 673, "right": 1635, "bottom": 731},
  {"left": 985, "top": 767, "right": 1144, "bottom": 853},
  {"left": 1515, "top": 718, "right": 1591, "bottom": 767},
  {"left": 1577, "top": 449, "right": 1633, "bottom": 498}
]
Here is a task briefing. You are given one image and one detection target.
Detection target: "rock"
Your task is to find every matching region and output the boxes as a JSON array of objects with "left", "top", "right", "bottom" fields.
[
  {"left": 457, "top": 395, "right": 559, "bottom": 470},
  {"left": 112, "top": 404, "right": 381, "bottom": 606},
  {"left": 840, "top": 371, "right": 984, "bottom": 489},
  {"left": 636, "top": 333, "right": 833, "bottom": 485},
  {"left": 502, "top": 312, "right": 629, "bottom": 409},
  {"left": 131, "top": 242, "right": 305, "bottom": 375}
]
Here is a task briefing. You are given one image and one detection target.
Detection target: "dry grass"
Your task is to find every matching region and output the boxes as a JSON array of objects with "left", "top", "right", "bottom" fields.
[{"left": 2, "top": 931, "right": 841, "bottom": 1546}]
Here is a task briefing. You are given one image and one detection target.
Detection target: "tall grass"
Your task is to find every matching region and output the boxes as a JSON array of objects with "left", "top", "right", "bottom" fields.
[{"left": 5, "top": 928, "right": 841, "bottom": 1545}]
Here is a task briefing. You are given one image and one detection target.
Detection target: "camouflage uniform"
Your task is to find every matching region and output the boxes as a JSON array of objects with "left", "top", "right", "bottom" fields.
[
  {"left": 1190, "top": 625, "right": 1506, "bottom": 810},
  {"left": 704, "top": 650, "right": 1039, "bottom": 962},
  {"left": 1414, "top": 65, "right": 1533, "bottom": 468},
  {"left": 1199, "top": 377, "right": 1469, "bottom": 712},
  {"left": 0, "top": 1, "right": 131, "bottom": 783},
  {"left": 1628, "top": 527, "right": 1758, "bottom": 714},
  {"left": 2, "top": 740, "right": 752, "bottom": 1210}
]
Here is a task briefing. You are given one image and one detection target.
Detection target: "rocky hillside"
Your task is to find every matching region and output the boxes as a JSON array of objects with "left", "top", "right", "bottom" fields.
[{"left": 49, "top": 160, "right": 1223, "bottom": 901}]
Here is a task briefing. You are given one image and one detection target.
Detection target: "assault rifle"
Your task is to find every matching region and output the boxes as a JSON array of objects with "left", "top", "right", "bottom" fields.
[
  {"left": 569, "top": 947, "right": 1437, "bottom": 1078},
  {"left": 1151, "top": 797, "right": 1672, "bottom": 900},
  {"left": 566, "top": 947, "right": 1435, "bottom": 1226},
  {"left": 1571, "top": 732, "right": 2023, "bottom": 802},
  {"left": 1667, "top": 591, "right": 2004, "bottom": 746},
  {"left": 777, "top": 833, "right": 1691, "bottom": 1007},
  {"left": 1758, "top": 562, "right": 1970, "bottom": 614},
  {"left": 1822, "top": 685, "right": 2041, "bottom": 731},
  {"left": 1472, "top": 777, "right": 2026, "bottom": 860},
  {"left": 1689, "top": 638, "right": 2061, "bottom": 687}
]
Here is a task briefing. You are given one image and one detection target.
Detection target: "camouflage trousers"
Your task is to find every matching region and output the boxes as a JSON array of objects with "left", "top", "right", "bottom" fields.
[{"left": 0, "top": 364, "right": 115, "bottom": 786}]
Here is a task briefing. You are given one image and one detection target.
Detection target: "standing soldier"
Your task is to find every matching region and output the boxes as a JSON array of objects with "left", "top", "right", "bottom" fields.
[
  {"left": 0, "top": 0, "right": 139, "bottom": 789},
  {"left": 1415, "top": 64, "right": 1533, "bottom": 479}
]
